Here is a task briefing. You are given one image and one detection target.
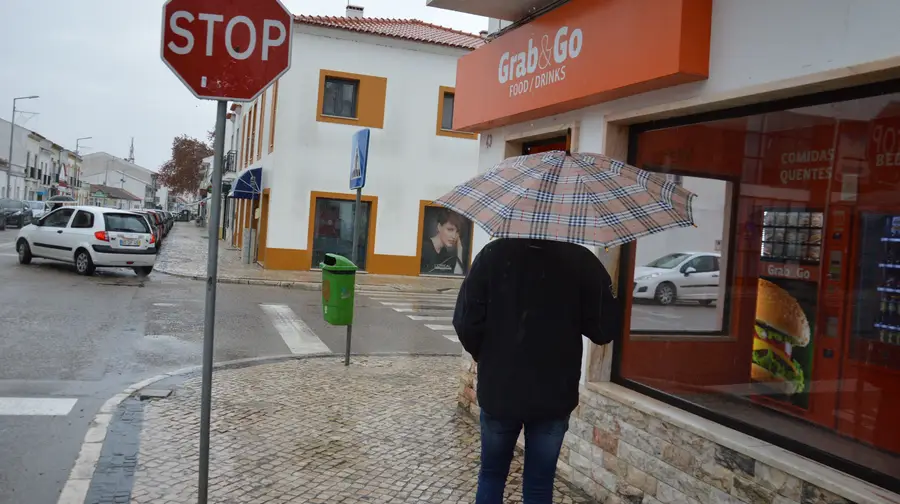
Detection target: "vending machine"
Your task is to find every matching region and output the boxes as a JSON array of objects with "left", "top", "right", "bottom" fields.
[{"left": 751, "top": 208, "right": 825, "bottom": 412}]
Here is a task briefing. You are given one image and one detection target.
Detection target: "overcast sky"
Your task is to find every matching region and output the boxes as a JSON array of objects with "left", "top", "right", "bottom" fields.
[{"left": 0, "top": 0, "right": 486, "bottom": 172}]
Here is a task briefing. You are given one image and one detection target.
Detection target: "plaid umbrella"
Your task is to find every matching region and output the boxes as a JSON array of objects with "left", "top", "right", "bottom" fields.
[{"left": 434, "top": 151, "right": 696, "bottom": 248}]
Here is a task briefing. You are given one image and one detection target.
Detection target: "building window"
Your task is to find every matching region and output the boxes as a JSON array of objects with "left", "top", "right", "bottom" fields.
[
  {"left": 322, "top": 77, "right": 359, "bottom": 118},
  {"left": 269, "top": 81, "right": 279, "bottom": 154},
  {"left": 441, "top": 92, "right": 454, "bottom": 130},
  {"left": 436, "top": 86, "right": 477, "bottom": 140},
  {"left": 316, "top": 70, "right": 386, "bottom": 129},
  {"left": 616, "top": 89, "right": 900, "bottom": 489}
]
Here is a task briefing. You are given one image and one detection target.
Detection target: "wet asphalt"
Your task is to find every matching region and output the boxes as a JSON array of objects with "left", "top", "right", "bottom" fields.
[{"left": 0, "top": 226, "right": 457, "bottom": 504}]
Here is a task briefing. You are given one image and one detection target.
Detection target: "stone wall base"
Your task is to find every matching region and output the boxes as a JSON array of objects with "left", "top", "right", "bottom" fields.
[{"left": 457, "top": 355, "right": 897, "bottom": 504}]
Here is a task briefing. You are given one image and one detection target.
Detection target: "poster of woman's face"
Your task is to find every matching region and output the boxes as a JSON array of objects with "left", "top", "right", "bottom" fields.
[{"left": 420, "top": 207, "right": 472, "bottom": 276}]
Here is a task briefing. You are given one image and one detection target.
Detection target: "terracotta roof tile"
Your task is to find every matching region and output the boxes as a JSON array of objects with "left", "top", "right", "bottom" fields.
[{"left": 294, "top": 15, "right": 485, "bottom": 50}]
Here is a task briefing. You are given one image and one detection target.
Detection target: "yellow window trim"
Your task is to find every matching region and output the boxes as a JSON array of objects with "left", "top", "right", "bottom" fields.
[
  {"left": 257, "top": 92, "right": 266, "bottom": 161},
  {"left": 316, "top": 69, "right": 386, "bottom": 129},
  {"left": 436, "top": 86, "right": 477, "bottom": 140},
  {"left": 269, "top": 81, "right": 279, "bottom": 154}
]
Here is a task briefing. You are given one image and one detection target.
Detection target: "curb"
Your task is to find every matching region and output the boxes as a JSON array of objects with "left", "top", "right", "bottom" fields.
[
  {"left": 154, "top": 267, "right": 461, "bottom": 294},
  {"left": 55, "top": 352, "right": 461, "bottom": 504},
  {"left": 55, "top": 353, "right": 326, "bottom": 504}
]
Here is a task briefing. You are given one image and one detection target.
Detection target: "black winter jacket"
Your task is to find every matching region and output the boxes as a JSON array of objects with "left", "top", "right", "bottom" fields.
[{"left": 453, "top": 238, "right": 620, "bottom": 421}]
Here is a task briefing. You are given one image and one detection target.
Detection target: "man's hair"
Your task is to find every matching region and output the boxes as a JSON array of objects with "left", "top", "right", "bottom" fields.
[{"left": 435, "top": 209, "right": 465, "bottom": 230}]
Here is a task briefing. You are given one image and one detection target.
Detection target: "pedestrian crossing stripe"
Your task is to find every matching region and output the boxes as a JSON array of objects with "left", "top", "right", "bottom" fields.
[
  {"left": 379, "top": 302, "right": 456, "bottom": 308},
  {"left": 407, "top": 315, "right": 452, "bottom": 321},
  {"left": 0, "top": 397, "right": 77, "bottom": 416},
  {"left": 358, "top": 291, "right": 457, "bottom": 298},
  {"left": 393, "top": 307, "right": 454, "bottom": 313},
  {"left": 443, "top": 335, "right": 460, "bottom": 343},
  {"left": 425, "top": 324, "right": 455, "bottom": 332}
]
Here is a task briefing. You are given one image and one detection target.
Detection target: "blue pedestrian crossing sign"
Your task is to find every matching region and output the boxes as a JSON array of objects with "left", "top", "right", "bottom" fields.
[{"left": 350, "top": 128, "right": 370, "bottom": 190}]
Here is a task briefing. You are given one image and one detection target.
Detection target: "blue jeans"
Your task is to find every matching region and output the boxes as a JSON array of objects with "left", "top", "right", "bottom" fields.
[{"left": 475, "top": 410, "right": 569, "bottom": 504}]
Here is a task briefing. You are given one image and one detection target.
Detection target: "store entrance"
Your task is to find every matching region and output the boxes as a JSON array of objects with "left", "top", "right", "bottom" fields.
[{"left": 522, "top": 136, "right": 568, "bottom": 155}]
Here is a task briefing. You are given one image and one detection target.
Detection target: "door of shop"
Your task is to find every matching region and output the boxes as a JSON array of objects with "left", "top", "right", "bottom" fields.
[
  {"left": 311, "top": 196, "right": 371, "bottom": 270},
  {"left": 522, "top": 136, "right": 568, "bottom": 155},
  {"left": 257, "top": 189, "right": 270, "bottom": 265}
]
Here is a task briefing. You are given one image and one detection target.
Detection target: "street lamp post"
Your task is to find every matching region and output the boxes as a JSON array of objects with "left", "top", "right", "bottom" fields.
[
  {"left": 74, "top": 137, "right": 91, "bottom": 202},
  {"left": 5, "top": 95, "right": 39, "bottom": 198}
]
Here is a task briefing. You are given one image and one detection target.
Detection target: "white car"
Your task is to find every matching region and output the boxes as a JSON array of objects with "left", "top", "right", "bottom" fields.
[
  {"left": 633, "top": 252, "right": 721, "bottom": 306},
  {"left": 15, "top": 206, "right": 157, "bottom": 277}
]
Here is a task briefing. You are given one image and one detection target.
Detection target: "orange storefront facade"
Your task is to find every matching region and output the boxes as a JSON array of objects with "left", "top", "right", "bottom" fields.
[{"left": 449, "top": 0, "right": 900, "bottom": 500}]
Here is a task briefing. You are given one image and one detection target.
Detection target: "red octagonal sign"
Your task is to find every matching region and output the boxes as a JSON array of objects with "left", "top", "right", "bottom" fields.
[{"left": 161, "top": 0, "right": 293, "bottom": 102}]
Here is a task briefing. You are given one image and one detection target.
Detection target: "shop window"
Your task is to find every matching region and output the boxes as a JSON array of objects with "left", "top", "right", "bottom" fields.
[
  {"left": 419, "top": 205, "right": 473, "bottom": 276},
  {"left": 311, "top": 197, "right": 371, "bottom": 271},
  {"left": 617, "top": 90, "right": 900, "bottom": 489},
  {"left": 316, "top": 70, "right": 387, "bottom": 129},
  {"left": 322, "top": 77, "right": 358, "bottom": 118},
  {"left": 631, "top": 175, "right": 731, "bottom": 333},
  {"left": 436, "top": 86, "right": 477, "bottom": 140}
]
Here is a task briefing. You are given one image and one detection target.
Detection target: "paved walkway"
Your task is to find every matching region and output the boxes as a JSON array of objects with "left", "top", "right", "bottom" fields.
[
  {"left": 155, "top": 223, "right": 463, "bottom": 293},
  {"left": 91, "top": 357, "right": 592, "bottom": 503}
]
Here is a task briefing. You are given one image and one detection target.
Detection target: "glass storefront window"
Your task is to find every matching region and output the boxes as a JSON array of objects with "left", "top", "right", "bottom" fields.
[
  {"left": 618, "top": 90, "right": 900, "bottom": 488},
  {"left": 311, "top": 197, "right": 370, "bottom": 270}
]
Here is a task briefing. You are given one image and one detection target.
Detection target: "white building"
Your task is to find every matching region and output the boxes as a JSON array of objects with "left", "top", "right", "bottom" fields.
[
  {"left": 0, "top": 118, "right": 83, "bottom": 201},
  {"left": 229, "top": 7, "right": 483, "bottom": 275},
  {"left": 431, "top": 0, "right": 900, "bottom": 501},
  {"left": 81, "top": 152, "right": 157, "bottom": 209}
]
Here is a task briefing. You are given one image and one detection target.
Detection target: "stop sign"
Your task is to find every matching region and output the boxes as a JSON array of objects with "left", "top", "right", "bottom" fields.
[{"left": 161, "top": 0, "right": 293, "bottom": 102}]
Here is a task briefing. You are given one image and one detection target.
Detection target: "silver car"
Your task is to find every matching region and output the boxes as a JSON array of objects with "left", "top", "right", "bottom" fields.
[{"left": 27, "top": 201, "right": 48, "bottom": 219}]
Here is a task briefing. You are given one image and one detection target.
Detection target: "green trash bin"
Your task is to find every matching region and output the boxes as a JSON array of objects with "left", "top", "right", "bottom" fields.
[{"left": 320, "top": 253, "right": 358, "bottom": 326}]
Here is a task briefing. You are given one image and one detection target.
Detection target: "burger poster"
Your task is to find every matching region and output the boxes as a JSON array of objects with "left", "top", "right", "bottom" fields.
[{"left": 751, "top": 277, "right": 817, "bottom": 409}]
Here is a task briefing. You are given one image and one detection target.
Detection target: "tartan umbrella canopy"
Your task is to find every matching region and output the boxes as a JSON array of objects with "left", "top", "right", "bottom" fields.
[{"left": 434, "top": 151, "right": 697, "bottom": 249}]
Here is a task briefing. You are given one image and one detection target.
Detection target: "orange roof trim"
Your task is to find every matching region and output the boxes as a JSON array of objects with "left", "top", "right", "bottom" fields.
[{"left": 294, "top": 15, "right": 485, "bottom": 50}]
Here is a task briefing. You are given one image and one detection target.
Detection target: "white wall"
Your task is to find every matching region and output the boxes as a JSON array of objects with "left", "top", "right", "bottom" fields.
[
  {"left": 248, "top": 27, "right": 481, "bottom": 257},
  {"left": 0, "top": 118, "right": 34, "bottom": 199},
  {"left": 473, "top": 0, "right": 900, "bottom": 262}
]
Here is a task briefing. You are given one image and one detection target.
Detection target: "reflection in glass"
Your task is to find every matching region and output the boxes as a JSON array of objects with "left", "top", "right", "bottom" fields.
[{"left": 311, "top": 198, "right": 370, "bottom": 270}]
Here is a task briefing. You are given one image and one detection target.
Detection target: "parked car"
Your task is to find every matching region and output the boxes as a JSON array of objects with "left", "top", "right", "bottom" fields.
[
  {"left": 27, "top": 201, "right": 48, "bottom": 219},
  {"left": 16, "top": 206, "right": 157, "bottom": 277},
  {"left": 134, "top": 210, "right": 163, "bottom": 246},
  {"left": 0, "top": 199, "right": 34, "bottom": 228},
  {"left": 46, "top": 195, "right": 76, "bottom": 212},
  {"left": 632, "top": 251, "right": 722, "bottom": 306}
]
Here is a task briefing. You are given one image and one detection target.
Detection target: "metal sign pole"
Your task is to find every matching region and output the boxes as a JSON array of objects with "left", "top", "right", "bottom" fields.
[
  {"left": 346, "top": 187, "right": 362, "bottom": 366},
  {"left": 198, "top": 99, "right": 226, "bottom": 504}
]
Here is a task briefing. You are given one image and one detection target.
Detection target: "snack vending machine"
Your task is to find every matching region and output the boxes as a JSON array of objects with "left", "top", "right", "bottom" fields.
[{"left": 752, "top": 208, "right": 825, "bottom": 411}]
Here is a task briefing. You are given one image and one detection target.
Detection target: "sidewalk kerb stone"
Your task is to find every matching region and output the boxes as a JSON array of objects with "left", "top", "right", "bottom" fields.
[{"left": 154, "top": 265, "right": 460, "bottom": 294}]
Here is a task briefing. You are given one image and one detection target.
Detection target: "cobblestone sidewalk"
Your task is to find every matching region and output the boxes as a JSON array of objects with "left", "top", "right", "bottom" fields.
[
  {"left": 155, "top": 224, "right": 463, "bottom": 293},
  {"left": 110, "top": 357, "right": 593, "bottom": 503}
]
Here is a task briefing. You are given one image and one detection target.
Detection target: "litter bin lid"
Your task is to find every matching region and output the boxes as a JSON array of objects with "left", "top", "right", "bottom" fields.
[{"left": 321, "top": 253, "right": 358, "bottom": 272}]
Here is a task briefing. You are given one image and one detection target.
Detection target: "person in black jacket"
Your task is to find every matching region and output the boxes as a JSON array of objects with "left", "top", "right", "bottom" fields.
[{"left": 453, "top": 238, "right": 620, "bottom": 504}]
